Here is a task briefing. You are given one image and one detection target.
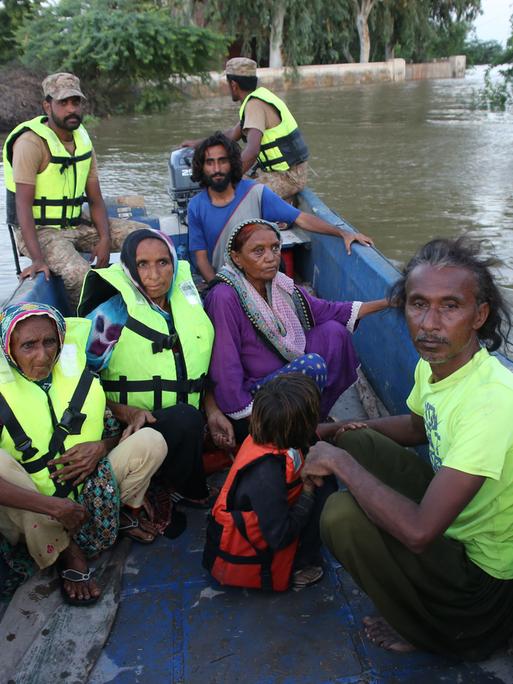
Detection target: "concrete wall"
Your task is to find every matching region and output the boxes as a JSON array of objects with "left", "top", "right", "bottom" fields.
[
  {"left": 405, "top": 55, "right": 466, "bottom": 80},
  {"left": 179, "top": 56, "right": 466, "bottom": 98}
]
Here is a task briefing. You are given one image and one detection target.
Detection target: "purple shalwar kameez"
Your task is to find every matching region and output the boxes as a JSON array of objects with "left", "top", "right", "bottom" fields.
[{"left": 204, "top": 283, "right": 361, "bottom": 420}]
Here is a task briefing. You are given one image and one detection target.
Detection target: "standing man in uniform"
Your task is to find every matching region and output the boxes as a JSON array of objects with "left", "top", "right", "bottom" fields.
[
  {"left": 182, "top": 58, "right": 309, "bottom": 200},
  {"left": 3, "top": 72, "right": 146, "bottom": 308}
]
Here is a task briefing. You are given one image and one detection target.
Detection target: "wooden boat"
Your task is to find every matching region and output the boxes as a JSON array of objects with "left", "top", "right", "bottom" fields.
[{"left": 1, "top": 180, "right": 512, "bottom": 683}]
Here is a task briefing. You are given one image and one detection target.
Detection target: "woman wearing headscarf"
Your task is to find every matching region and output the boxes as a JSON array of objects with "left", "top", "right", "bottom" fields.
[
  {"left": 205, "top": 219, "right": 389, "bottom": 441},
  {"left": 79, "top": 228, "right": 234, "bottom": 507},
  {"left": 0, "top": 302, "right": 166, "bottom": 605}
]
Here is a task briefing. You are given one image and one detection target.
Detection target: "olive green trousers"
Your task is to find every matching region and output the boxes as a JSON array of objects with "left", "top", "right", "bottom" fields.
[{"left": 320, "top": 428, "right": 513, "bottom": 660}]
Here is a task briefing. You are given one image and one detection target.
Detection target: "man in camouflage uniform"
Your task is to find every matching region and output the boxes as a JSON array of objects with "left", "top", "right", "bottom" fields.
[
  {"left": 3, "top": 72, "right": 146, "bottom": 308},
  {"left": 182, "top": 58, "right": 309, "bottom": 201}
]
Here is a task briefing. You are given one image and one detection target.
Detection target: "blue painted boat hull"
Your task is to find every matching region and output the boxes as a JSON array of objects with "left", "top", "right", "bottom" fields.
[{"left": 4, "top": 191, "right": 512, "bottom": 683}]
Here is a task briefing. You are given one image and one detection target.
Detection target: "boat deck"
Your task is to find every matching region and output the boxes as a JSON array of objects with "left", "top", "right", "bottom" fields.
[
  {"left": 84, "top": 386, "right": 512, "bottom": 684},
  {"left": 2, "top": 393, "right": 512, "bottom": 684}
]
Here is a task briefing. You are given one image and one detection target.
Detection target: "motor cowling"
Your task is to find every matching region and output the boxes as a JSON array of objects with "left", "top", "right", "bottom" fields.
[{"left": 168, "top": 148, "right": 201, "bottom": 223}]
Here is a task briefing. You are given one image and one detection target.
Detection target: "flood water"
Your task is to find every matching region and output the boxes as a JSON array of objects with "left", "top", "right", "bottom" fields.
[{"left": 1, "top": 65, "right": 512, "bottom": 299}]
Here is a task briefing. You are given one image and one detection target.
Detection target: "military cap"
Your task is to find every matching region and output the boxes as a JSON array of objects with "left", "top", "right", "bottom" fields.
[
  {"left": 225, "top": 58, "right": 257, "bottom": 78},
  {"left": 42, "top": 73, "right": 86, "bottom": 100}
]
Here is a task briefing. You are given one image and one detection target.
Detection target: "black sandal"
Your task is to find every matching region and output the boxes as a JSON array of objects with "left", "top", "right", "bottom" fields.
[{"left": 119, "top": 511, "right": 157, "bottom": 544}]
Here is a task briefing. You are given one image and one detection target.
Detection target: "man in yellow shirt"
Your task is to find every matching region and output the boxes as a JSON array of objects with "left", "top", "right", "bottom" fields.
[{"left": 304, "top": 238, "right": 513, "bottom": 660}]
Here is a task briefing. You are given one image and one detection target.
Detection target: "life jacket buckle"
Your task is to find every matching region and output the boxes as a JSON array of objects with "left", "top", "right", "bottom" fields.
[
  {"left": 152, "top": 334, "right": 177, "bottom": 354},
  {"left": 59, "top": 408, "right": 86, "bottom": 435},
  {"left": 17, "top": 438, "right": 38, "bottom": 461}
]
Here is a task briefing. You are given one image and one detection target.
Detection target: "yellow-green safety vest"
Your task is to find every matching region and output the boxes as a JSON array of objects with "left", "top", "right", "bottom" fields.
[
  {"left": 239, "top": 87, "right": 308, "bottom": 172},
  {"left": 0, "top": 318, "right": 105, "bottom": 499},
  {"left": 79, "top": 261, "right": 214, "bottom": 411},
  {"left": 3, "top": 115, "right": 92, "bottom": 228}
]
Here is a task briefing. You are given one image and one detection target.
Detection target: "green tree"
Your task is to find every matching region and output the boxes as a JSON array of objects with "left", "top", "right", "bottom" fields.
[
  {"left": 205, "top": 0, "right": 357, "bottom": 67},
  {"left": 464, "top": 38, "right": 504, "bottom": 66},
  {"left": 370, "top": 0, "right": 481, "bottom": 62},
  {"left": 16, "top": 0, "right": 228, "bottom": 112},
  {"left": 0, "top": 0, "right": 41, "bottom": 64}
]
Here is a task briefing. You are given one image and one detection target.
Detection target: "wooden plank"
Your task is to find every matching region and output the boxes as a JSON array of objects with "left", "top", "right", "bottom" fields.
[{"left": 0, "top": 539, "right": 131, "bottom": 684}]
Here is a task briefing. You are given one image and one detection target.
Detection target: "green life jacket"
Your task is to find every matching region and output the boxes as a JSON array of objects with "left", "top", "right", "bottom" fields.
[
  {"left": 239, "top": 87, "right": 309, "bottom": 172},
  {"left": 3, "top": 115, "right": 92, "bottom": 228},
  {"left": 78, "top": 261, "right": 214, "bottom": 411},
  {"left": 0, "top": 318, "right": 105, "bottom": 499}
]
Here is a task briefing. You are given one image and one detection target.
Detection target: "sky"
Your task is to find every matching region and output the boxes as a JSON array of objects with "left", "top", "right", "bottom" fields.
[{"left": 473, "top": 0, "right": 512, "bottom": 45}]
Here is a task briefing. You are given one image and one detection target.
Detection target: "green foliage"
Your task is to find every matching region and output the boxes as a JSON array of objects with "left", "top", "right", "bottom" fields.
[
  {"left": 0, "top": 0, "right": 41, "bottom": 64},
  {"left": 472, "top": 13, "right": 513, "bottom": 111},
  {"left": 371, "top": 0, "right": 481, "bottom": 62},
  {"left": 464, "top": 38, "right": 504, "bottom": 66},
  {"left": 16, "top": 0, "right": 228, "bottom": 113},
  {"left": 205, "top": 0, "right": 358, "bottom": 66},
  {"left": 471, "top": 67, "right": 512, "bottom": 110}
]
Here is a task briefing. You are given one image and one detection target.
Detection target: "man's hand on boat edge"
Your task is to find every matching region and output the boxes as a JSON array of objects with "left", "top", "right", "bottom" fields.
[
  {"left": 19, "top": 257, "right": 51, "bottom": 282},
  {"left": 342, "top": 231, "right": 374, "bottom": 255}
]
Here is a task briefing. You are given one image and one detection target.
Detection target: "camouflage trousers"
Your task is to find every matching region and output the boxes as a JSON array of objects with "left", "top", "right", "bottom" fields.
[
  {"left": 248, "top": 161, "right": 308, "bottom": 200},
  {"left": 15, "top": 218, "right": 147, "bottom": 309}
]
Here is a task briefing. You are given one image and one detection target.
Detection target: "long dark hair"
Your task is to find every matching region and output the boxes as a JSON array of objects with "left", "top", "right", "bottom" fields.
[
  {"left": 250, "top": 374, "right": 320, "bottom": 452},
  {"left": 390, "top": 237, "right": 512, "bottom": 352},
  {"left": 191, "top": 131, "right": 243, "bottom": 187}
]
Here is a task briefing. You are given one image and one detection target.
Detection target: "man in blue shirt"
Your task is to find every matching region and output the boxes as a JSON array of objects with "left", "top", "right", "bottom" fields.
[{"left": 187, "top": 132, "right": 373, "bottom": 283}]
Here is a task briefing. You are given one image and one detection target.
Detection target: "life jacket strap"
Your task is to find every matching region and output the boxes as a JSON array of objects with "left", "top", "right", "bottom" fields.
[
  {"left": 125, "top": 316, "right": 179, "bottom": 354},
  {"left": 0, "top": 369, "right": 95, "bottom": 498},
  {"left": 49, "top": 150, "right": 92, "bottom": 173},
  {"left": 0, "top": 394, "right": 38, "bottom": 461},
  {"left": 102, "top": 375, "right": 206, "bottom": 408},
  {"left": 231, "top": 510, "right": 274, "bottom": 591}
]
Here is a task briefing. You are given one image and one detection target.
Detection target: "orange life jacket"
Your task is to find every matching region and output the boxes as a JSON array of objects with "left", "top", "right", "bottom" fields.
[{"left": 203, "top": 435, "right": 304, "bottom": 591}]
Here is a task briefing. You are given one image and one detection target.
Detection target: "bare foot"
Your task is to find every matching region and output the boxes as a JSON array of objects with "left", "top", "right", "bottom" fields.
[
  {"left": 58, "top": 541, "right": 101, "bottom": 604},
  {"left": 363, "top": 616, "right": 416, "bottom": 653}
]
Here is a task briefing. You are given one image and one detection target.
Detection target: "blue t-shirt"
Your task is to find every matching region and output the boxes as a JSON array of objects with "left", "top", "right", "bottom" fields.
[{"left": 187, "top": 179, "right": 300, "bottom": 259}]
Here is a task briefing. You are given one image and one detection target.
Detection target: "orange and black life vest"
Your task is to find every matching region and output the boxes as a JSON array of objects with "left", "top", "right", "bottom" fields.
[{"left": 203, "top": 435, "right": 304, "bottom": 592}]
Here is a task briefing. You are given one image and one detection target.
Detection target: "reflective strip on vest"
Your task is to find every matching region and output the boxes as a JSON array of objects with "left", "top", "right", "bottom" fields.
[
  {"left": 3, "top": 116, "right": 92, "bottom": 228},
  {"left": 239, "top": 87, "right": 309, "bottom": 172}
]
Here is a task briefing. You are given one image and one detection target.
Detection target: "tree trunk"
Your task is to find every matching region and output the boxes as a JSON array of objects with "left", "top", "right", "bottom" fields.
[
  {"left": 353, "top": 0, "right": 375, "bottom": 64},
  {"left": 385, "top": 43, "right": 394, "bottom": 60},
  {"left": 343, "top": 46, "right": 355, "bottom": 63},
  {"left": 269, "top": 2, "right": 286, "bottom": 68}
]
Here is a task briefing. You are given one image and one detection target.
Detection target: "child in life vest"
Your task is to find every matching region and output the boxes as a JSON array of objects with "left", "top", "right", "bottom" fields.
[{"left": 203, "top": 374, "right": 336, "bottom": 591}]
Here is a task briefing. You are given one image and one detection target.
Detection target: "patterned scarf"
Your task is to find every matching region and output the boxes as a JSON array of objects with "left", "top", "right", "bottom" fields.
[
  {"left": 0, "top": 302, "right": 66, "bottom": 380},
  {"left": 120, "top": 227, "right": 178, "bottom": 309},
  {"left": 217, "top": 219, "right": 307, "bottom": 362}
]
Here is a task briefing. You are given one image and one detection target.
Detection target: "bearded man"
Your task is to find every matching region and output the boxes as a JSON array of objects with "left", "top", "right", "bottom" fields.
[{"left": 3, "top": 72, "right": 145, "bottom": 307}]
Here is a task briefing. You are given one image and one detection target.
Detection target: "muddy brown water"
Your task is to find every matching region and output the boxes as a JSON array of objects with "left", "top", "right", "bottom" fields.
[{"left": 1, "top": 66, "right": 512, "bottom": 300}]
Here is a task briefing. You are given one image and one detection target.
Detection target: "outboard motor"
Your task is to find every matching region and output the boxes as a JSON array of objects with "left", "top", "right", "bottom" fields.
[{"left": 168, "top": 147, "right": 201, "bottom": 225}]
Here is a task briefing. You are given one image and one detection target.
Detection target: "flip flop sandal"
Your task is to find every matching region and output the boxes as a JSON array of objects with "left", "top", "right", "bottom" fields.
[
  {"left": 170, "top": 485, "right": 219, "bottom": 510},
  {"left": 119, "top": 512, "right": 157, "bottom": 544},
  {"left": 291, "top": 565, "right": 324, "bottom": 590},
  {"left": 59, "top": 567, "right": 99, "bottom": 606}
]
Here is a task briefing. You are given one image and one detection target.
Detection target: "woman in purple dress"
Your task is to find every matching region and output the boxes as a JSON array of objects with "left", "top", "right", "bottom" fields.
[{"left": 204, "top": 219, "right": 388, "bottom": 441}]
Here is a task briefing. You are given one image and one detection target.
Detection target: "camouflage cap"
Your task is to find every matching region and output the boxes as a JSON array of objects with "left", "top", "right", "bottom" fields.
[
  {"left": 225, "top": 57, "right": 257, "bottom": 78},
  {"left": 42, "top": 72, "right": 86, "bottom": 100}
]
